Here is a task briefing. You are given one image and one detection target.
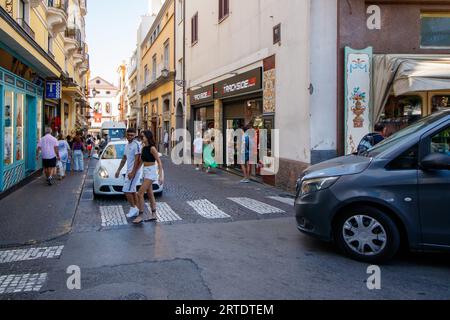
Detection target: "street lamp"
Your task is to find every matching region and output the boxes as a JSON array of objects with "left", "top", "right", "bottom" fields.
[
  {"left": 91, "top": 87, "right": 100, "bottom": 98},
  {"left": 161, "top": 67, "right": 186, "bottom": 88}
]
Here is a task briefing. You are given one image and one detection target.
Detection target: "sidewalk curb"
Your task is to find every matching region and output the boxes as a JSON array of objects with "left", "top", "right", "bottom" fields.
[{"left": 0, "top": 164, "right": 90, "bottom": 250}]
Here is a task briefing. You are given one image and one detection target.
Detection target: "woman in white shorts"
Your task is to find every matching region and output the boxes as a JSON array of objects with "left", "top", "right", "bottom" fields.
[{"left": 134, "top": 130, "right": 165, "bottom": 224}]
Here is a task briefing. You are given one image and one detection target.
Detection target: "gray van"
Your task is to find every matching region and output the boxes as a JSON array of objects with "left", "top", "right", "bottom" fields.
[{"left": 295, "top": 110, "right": 450, "bottom": 263}]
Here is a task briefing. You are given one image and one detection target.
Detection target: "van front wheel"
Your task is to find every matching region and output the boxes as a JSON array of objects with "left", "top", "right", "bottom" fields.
[{"left": 334, "top": 206, "right": 400, "bottom": 264}]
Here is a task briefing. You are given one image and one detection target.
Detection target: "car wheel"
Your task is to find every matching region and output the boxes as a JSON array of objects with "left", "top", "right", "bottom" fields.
[{"left": 333, "top": 206, "right": 400, "bottom": 264}]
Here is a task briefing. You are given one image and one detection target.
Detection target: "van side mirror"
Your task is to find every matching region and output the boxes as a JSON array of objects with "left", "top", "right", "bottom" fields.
[
  {"left": 93, "top": 153, "right": 100, "bottom": 160},
  {"left": 421, "top": 153, "right": 450, "bottom": 171}
]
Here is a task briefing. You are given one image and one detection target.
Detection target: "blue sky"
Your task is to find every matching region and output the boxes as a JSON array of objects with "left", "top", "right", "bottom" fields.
[{"left": 86, "top": 0, "right": 148, "bottom": 85}]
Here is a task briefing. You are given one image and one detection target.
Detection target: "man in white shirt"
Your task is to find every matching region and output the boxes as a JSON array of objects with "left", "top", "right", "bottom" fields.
[
  {"left": 115, "top": 128, "right": 142, "bottom": 219},
  {"left": 193, "top": 132, "right": 203, "bottom": 171},
  {"left": 36, "top": 127, "right": 60, "bottom": 186},
  {"left": 164, "top": 130, "right": 169, "bottom": 156}
]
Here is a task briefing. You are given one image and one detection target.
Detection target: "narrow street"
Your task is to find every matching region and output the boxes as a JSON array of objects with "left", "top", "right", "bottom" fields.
[{"left": 0, "top": 158, "right": 449, "bottom": 300}]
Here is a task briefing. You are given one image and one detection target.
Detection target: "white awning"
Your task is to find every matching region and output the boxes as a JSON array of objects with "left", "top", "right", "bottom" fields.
[
  {"left": 372, "top": 55, "right": 450, "bottom": 124},
  {"left": 394, "top": 59, "right": 450, "bottom": 96}
]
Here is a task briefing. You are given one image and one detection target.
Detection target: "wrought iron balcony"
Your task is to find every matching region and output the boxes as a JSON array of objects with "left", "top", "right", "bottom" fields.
[
  {"left": 16, "top": 18, "right": 35, "bottom": 40},
  {"left": 64, "top": 28, "right": 81, "bottom": 56}
]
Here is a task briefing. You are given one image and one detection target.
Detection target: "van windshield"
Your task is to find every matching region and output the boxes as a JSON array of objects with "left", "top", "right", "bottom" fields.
[{"left": 364, "top": 111, "right": 449, "bottom": 158}]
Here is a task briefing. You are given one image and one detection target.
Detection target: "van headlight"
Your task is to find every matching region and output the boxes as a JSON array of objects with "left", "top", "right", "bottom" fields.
[
  {"left": 98, "top": 167, "right": 109, "bottom": 179},
  {"left": 301, "top": 177, "right": 340, "bottom": 196}
]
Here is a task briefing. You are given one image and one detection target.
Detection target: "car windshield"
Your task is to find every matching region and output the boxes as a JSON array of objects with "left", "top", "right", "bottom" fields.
[
  {"left": 102, "top": 144, "right": 126, "bottom": 160},
  {"left": 363, "top": 111, "right": 450, "bottom": 158}
]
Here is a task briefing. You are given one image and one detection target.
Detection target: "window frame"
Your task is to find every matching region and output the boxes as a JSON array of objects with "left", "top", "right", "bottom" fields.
[
  {"left": 218, "top": 0, "right": 229, "bottom": 23},
  {"left": 420, "top": 12, "right": 450, "bottom": 49},
  {"left": 191, "top": 12, "right": 199, "bottom": 45},
  {"left": 421, "top": 123, "right": 450, "bottom": 159}
]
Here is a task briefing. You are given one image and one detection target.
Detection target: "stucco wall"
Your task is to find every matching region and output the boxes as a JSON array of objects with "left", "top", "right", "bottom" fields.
[{"left": 185, "top": 0, "right": 312, "bottom": 164}]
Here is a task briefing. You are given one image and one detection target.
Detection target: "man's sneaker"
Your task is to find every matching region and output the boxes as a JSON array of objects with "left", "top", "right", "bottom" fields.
[{"left": 126, "top": 207, "right": 140, "bottom": 219}]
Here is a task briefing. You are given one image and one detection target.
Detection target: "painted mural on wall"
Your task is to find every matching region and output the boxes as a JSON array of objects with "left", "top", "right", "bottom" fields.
[
  {"left": 263, "top": 69, "right": 276, "bottom": 114},
  {"left": 345, "top": 47, "right": 373, "bottom": 155}
]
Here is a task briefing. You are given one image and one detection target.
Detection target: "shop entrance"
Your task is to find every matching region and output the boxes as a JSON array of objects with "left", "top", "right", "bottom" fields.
[
  {"left": 25, "top": 95, "right": 37, "bottom": 174},
  {"left": 223, "top": 98, "right": 264, "bottom": 176},
  {"left": 380, "top": 91, "right": 450, "bottom": 137}
]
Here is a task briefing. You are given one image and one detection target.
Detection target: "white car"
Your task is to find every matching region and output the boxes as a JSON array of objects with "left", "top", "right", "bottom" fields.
[{"left": 93, "top": 140, "right": 163, "bottom": 197}]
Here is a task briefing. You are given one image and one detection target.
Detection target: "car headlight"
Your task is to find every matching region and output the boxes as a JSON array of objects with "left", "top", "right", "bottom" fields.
[
  {"left": 98, "top": 167, "right": 109, "bottom": 179},
  {"left": 300, "top": 176, "right": 340, "bottom": 196}
]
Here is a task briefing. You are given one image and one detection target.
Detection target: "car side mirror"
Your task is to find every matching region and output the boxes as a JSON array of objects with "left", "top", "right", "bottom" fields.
[
  {"left": 93, "top": 153, "right": 100, "bottom": 160},
  {"left": 421, "top": 153, "right": 450, "bottom": 171}
]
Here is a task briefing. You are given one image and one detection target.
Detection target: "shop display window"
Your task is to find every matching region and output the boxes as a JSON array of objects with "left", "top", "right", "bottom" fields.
[
  {"left": 431, "top": 95, "right": 450, "bottom": 113},
  {"left": 37, "top": 99, "right": 42, "bottom": 144},
  {"left": 15, "top": 93, "right": 24, "bottom": 161},
  {"left": 3, "top": 90, "right": 14, "bottom": 166},
  {"left": 380, "top": 95, "right": 423, "bottom": 137}
]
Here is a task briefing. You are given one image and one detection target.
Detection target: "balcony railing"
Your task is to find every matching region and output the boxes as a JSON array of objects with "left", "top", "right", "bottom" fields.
[
  {"left": 16, "top": 18, "right": 35, "bottom": 39},
  {"left": 47, "top": 0, "right": 68, "bottom": 12},
  {"left": 65, "top": 28, "right": 82, "bottom": 46}
]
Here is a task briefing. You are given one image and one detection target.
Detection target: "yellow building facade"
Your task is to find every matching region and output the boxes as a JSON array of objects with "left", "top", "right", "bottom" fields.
[
  {"left": 140, "top": 0, "right": 175, "bottom": 150},
  {"left": 0, "top": 0, "right": 89, "bottom": 193}
]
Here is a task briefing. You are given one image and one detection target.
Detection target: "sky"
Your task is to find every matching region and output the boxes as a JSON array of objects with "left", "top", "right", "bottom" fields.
[{"left": 86, "top": 0, "right": 149, "bottom": 85}]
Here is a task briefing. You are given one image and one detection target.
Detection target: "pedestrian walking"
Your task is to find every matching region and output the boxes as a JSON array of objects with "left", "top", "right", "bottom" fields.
[
  {"left": 164, "top": 130, "right": 169, "bottom": 156},
  {"left": 193, "top": 131, "right": 204, "bottom": 171},
  {"left": 135, "top": 130, "right": 165, "bottom": 224},
  {"left": 36, "top": 127, "right": 60, "bottom": 186},
  {"left": 240, "top": 125, "right": 252, "bottom": 183},
  {"left": 203, "top": 134, "right": 217, "bottom": 174},
  {"left": 115, "top": 128, "right": 143, "bottom": 220},
  {"left": 86, "top": 135, "right": 94, "bottom": 159},
  {"left": 357, "top": 123, "right": 387, "bottom": 155},
  {"left": 72, "top": 136, "right": 85, "bottom": 172},
  {"left": 66, "top": 135, "right": 73, "bottom": 173},
  {"left": 57, "top": 134, "right": 71, "bottom": 180}
]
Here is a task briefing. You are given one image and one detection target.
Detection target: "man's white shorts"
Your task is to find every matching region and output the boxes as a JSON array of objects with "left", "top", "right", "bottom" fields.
[{"left": 123, "top": 173, "right": 140, "bottom": 193}]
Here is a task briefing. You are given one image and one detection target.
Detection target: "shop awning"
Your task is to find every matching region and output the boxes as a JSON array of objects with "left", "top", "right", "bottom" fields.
[
  {"left": 373, "top": 55, "right": 450, "bottom": 124},
  {"left": 394, "top": 59, "right": 450, "bottom": 96}
]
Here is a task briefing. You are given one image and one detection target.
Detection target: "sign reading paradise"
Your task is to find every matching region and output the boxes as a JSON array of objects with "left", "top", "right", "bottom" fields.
[{"left": 45, "top": 80, "right": 62, "bottom": 99}]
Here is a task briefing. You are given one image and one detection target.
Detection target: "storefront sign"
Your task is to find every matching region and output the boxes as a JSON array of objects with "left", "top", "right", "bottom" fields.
[
  {"left": 215, "top": 68, "right": 262, "bottom": 99},
  {"left": 190, "top": 85, "right": 214, "bottom": 105},
  {"left": 45, "top": 80, "right": 62, "bottom": 99},
  {"left": 345, "top": 47, "right": 373, "bottom": 155}
]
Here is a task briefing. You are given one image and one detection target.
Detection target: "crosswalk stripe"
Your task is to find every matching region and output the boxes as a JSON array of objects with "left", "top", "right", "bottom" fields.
[
  {"left": 187, "top": 200, "right": 231, "bottom": 219},
  {"left": 267, "top": 196, "right": 295, "bottom": 206},
  {"left": 146, "top": 203, "right": 183, "bottom": 223},
  {"left": 100, "top": 206, "right": 128, "bottom": 227},
  {"left": 228, "top": 197, "right": 285, "bottom": 214},
  {"left": 0, "top": 246, "right": 64, "bottom": 264},
  {"left": 0, "top": 273, "right": 47, "bottom": 295}
]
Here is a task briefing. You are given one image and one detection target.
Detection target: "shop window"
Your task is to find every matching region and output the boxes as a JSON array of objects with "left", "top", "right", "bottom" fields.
[
  {"left": 431, "top": 127, "right": 450, "bottom": 156},
  {"left": 431, "top": 95, "right": 450, "bottom": 113},
  {"left": 15, "top": 93, "right": 24, "bottom": 162},
  {"left": 37, "top": 99, "right": 42, "bottom": 144},
  {"left": 3, "top": 90, "right": 14, "bottom": 166},
  {"left": 380, "top": 95, "right": 423, "bottom": 137},
  {"left": 421, "top": 13, "right": 450, "bottom": 48}
]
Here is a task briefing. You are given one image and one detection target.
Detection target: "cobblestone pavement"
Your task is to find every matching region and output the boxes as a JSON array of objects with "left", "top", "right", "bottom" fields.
[{"left": 1, "top": 158, "right": 450, "bottom": 300}]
